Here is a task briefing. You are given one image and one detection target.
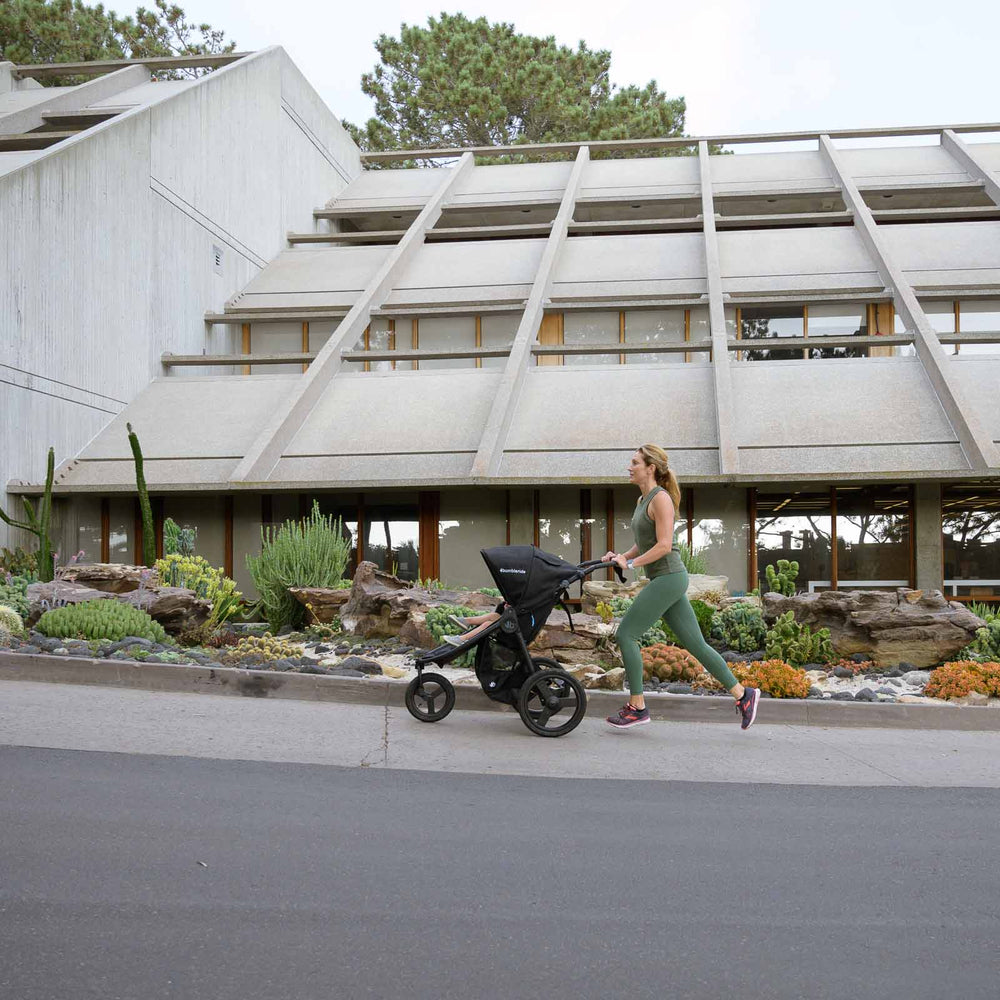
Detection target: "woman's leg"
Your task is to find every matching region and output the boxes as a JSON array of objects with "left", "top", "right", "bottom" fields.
[
  {"left": 614, "top": 575, "right": 680, "bottom": 706},
  {"left": 660, "top": 580, "right": 742, "bottom": 696}
]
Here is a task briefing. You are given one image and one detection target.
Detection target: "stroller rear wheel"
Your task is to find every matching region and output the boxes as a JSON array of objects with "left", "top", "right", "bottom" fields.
[
  {"left": 517, "top": 663, "right": 587, "bottom": 738},
  {"left": 405, "top": 672, "right": 456, "bottom": 723}
]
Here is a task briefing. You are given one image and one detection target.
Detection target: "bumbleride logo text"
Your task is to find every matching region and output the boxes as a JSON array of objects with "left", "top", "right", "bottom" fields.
[{"left": 498, "top": 568, "right": 526, "bottom": 574}]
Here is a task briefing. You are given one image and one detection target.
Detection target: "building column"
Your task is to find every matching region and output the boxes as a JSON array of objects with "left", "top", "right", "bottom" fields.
[{"left": 914, "top": 482, "right": 943, "bottom": 591}]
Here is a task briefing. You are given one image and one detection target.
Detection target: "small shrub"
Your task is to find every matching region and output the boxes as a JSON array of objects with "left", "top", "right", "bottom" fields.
[
  {"left": 478, "top": 586, "right": 502, "bottom": 598},
  {"left": 595, "top": 601, "right": 615, "bottom": 624},
  {"left": 0, "top": 575, "right": 30, "bottom": 619},
  {"left": 765, "top": 611, "right": 833, "bottom": 667},
  {"left": 689, "top": 599, "right": 715, "bottom": 640},
  {"left": 696, "top": 658, "right": 810, "bottom": 699},
  {"left": 674, "top": 542, "right": 708, "bottom": 575},
  {"left": 829, "top": 658, "right": 879, "bottom": 676},
  {"left": 227, "top": 632, "right": 305, "bottom": 663},
  {"left": 924, "top": 661, "right": 1000, "bottom": 700},
  {"left": 155, "top": 554, "right": 242, "bottom": 629},
  {"left": 0, "top": 547, "right": 37, "bottom": 580},
  {"left": 710, "top": 603, "right": 767, "bottom": 653},
  {"left": 0, "top": 604, "right": 24, "bottom": 641},
  {"left": 696, "top": 588, "right": 728, "bottom": 608},
  {"left": 967, "top": 601, "right": 998, "bottom": 624},
  {"left": 246, "top": 501, "right": 352, "bottom": 632},
  {"left": 36, "top": 599, "right": 167, "bottom": 644},
  {"left": 304, "top": 618, "right": 343, "bottom": 641},
  {"left": 956, "top": 618, "right": 1000, "bottom": 662},
  {"left": 425, "top": 604, "right": 478, "bottom": 666}
]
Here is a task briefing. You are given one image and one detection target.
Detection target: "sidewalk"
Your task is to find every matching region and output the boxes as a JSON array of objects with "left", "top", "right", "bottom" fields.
[{"left": 2, "top": 680, "right": 998, "bottom": 788}]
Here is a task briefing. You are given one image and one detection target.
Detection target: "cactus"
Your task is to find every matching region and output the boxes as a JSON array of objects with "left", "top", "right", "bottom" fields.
[
  {"left": 764, "top": 610, "right": 833, "bottom": 667},
  {"left": 764, "top": 559, "right": 799, "bottom": 596},
  {"left": 0, "top": 604, "right": 24, "bottom": 639},
  {"left": 641, "top": 642, "right": 703, "bottom": 683},
  {"left": 227, "top": 632, "right": 305, "bottom": 663},
  {"left": 710, "top": 603, "right": 767, "bottom": 653},
  {"left": 163, "top": 517, "right": 197, "bottom": 557},
  {"left": 36, "top": 599, "right": 167, "bottom": 643},
  {"left": 425, "top": 604, "right": 479, "bottom": 666},
  {"left": 0, "top": 447, "right": 55, "bottom": 582},
  {"left": 0, "top": 575, "right": 30, "bottom": 619},
  {"left": 154, "top": 553, "right": 242, "bottom": 627},
  {"left": 956, "top": 618, "right": 1000, "bottom": 662},
  {"left": 127, "top": 423, "right": 156, "bottom": 568}
]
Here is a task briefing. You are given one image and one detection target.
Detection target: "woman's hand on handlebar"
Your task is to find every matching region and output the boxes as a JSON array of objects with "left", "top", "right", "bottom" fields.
[{"left": 600, "top": 550, "right": 617, "bottom": 563}]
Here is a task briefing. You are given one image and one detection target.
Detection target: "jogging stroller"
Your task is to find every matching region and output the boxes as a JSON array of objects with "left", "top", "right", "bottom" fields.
[{"left": 405, "top": 545, "right": 625, "bottom": 737}]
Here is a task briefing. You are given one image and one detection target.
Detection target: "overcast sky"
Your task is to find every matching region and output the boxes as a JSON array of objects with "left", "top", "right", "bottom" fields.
[{"left": 190, "top": 0, "right": 999, "bottom": 148}]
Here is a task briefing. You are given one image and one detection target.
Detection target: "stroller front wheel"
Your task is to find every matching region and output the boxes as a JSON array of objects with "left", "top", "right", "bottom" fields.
[
  {"left": 517, "top": 667, "right": 587, "bottom": 738},
  {"left": 405, "top": 672, "right": 456, "bottom": 723}
]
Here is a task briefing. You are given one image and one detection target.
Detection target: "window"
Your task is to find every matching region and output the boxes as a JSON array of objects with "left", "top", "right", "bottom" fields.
[
  {"left": 736, "top": 305, "right": 804, "bottom": 362},
  {"left": 363, "top": 499, "right": 420, "bottom": 581},
  {"left": 417, "top": 316, "right": 476, "bottom": 370},
  {"left": 563, "top": 311, "right": 620, "bottom": 366},
  {"left": 439, "top": 489, "right": 507, "bottom": 588},
  {"left": 943, "top": 485, "right": 1000, "bottom": 601},
  {"left": 835, "top": 486, "right": 911, "bottom": 588},
  {"left": 755, "top": 490, "right": 831, "bottom": 592},
  {"left": 957, "top": 300, "right": 1000, "bottom": 357},
  {"left": 691, "top": 487, "right": 749, "bottom": 592},
  {"left": 624, "top": 309, "right": 686, "bottom": 365},
  {"left": 480, "top": 314, "right": 519, "bottom": 370},
  {"left": 164, "top": 497, "right": 226, "bottom": 570},
  {"left": 806, "top": 303, "right": 869, "bottom": 360}
]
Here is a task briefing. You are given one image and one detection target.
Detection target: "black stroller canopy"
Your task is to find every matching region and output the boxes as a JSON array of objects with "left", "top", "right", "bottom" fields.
[{"left": 481, "top": 545, "right": 579, "bottom": 609}]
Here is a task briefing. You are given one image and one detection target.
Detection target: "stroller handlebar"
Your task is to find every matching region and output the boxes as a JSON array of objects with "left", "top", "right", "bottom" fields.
[{"left": 571, "top": 558, "right": 627, "bottom": 584}]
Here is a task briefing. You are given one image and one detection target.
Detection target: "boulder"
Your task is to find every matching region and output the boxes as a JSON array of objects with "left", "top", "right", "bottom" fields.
[
  {"left": 289, "top": 586, "right": 352, "bottom": 624},
  {"left": 57, "top": 563, "right": 153, "bottom": 594},
  {"left": 339, "top": 561, "right": 497, "bottom": 639},
  {"left": 25, "top": 580, "right": 113, "bottom": 626},
  {"left": 582, "top": 573, "right": 729, "bottom": 614},
  {"left": 528, "top": 609, "right": 620, "bottom": 666},
  {"left": 117, "top": 587, "right": 212, "bottom": 634},
  {"left": 584, "top": 667, "right": 625, "bottom": 690},
  {"left": 761, "top": 588, "right": 985, "bottom": 668}
]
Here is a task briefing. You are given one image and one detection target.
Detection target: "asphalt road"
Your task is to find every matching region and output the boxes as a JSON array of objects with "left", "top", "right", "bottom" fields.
[{"left": 2, "top": 745, "right": 999, "bottom": 1000}]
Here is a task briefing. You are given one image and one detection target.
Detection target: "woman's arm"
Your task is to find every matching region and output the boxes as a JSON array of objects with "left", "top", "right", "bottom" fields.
[{"left": 629, "top": 492, "right": 675, "bottom": 568}]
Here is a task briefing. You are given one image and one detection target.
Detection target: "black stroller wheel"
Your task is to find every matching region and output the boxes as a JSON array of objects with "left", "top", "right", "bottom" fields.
[
  {"left": 517, "top": 667, "right": 587, "bottom": 738},
  {"left": 405, "top": 672, "right": 456, "bottom": 723}
]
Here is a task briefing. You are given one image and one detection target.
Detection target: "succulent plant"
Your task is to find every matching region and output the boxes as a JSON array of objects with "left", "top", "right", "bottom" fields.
[
  {"left": 764, "top": 559, "right": 799, "bottom": 596},
  {"left": 764, "top": 611, "right": 833, "bottom": 667},
  {"left": 229, "top": 632, "right": 305, "bottom": 663},
  {"left": 641, "top": 642, "right": 703, "bottom": 683},
  {"left": 35, "top": 599, "right": 167, "bottom": 644},
  {"left": 710, "top": 603, "right": 767, "bottom": 653}
]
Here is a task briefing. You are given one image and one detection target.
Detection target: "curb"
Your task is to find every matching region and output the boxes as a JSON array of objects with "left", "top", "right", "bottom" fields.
[{"left": 1, "top": 650, "right": 998, "bottom": 731}]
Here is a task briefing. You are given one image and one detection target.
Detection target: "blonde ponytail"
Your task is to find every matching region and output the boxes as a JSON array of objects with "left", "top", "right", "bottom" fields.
[{"left": 638, "top": 444, "right": 681, "bottom": 512}]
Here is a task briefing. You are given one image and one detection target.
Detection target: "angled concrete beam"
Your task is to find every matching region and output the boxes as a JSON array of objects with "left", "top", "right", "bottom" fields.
[
  {"left": 471, "top": 145, "right": 590, "bottom": 478},
  {"left": 230, "top": 152, "right": 475, "bottom": 483},
  {"left": 940, "top": 129, "right": 1000, "bottom": 206},
  {"left": 0, "top": 64, "right": 147, "bottom": 136},
  {"left": 698, "top": 140, "right": 740, "bottom": 475},
  {"left": 819, "top": 134, "right": 999, "bottom": 471}
]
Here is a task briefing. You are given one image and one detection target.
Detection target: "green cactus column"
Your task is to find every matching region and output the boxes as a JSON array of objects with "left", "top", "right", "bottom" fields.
[
  {"left": 127, "top": 423, "right": 156, "bottom": 568},
  {"left": 0, "top": 446, "right": 55, "bottom": 582}
]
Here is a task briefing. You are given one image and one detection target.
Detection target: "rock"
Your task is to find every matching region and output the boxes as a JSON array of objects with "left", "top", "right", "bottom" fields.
[
  {"left": 832, "top": 666, "right": 854, "bottom": 679},
  {"left": 117, "top": 587, "right": 212, "bottom": 635},
  {"left": 762, "top": 589, "right": 985, "bottom": 668},
  {"left": 581, "top": 574, "right": 729, "bottom": 615},
  {"left": 328, "top": 667, "right": 364, "bottom": 678},
  {"left": 297, "top": 662, "right": 330, "bottom": 674},
  {"left": 808, "top": 685, "right": 825, "bottom": 698},
  {"left": 57, "top": 563, "right": 153, "bottom": 594},
  {"left": 887, "top": 668, "right": 904, "bottom": 678},
  {"left": 24, "top": 580, "right": 113, "bottom": 625},
  {"left": 583, "top": 667, "right": 624, "bottom": 691},
  {"left": 854, "top": 688, "right": 877, "bottom": 702},
  {"left": 288, "top": 586, "right": 352, "bottom": 624},
  {"left": 897, "top": 661, "right": 917, "bottom": 671},
  {"left": 664, "top": 682, "right": 693, "bottom": 694},
  {"left": 898, "top": 694, "right": 945, "bottom": 705},
  {"left": 335, "top": 655, "right": 382, "bottom": 675},
  {"left": 953, "top": 691, "right": 989, "bottom": 706},
  {"left": 723, "top": 651, "right": 747, "bottom": 663},
  {"left": 719, "top": 594, "right": 762, "bottom": 612},
  {"left": 901, "top": 670, "right": 932, "bottom": 687},
  {"left": 830, "top": 691, "right": 855, "bottom": 701},
  {"left": 107, "top": 637, "right": 156, "bottom": 652},
  {"left": 340, "top": 561, "right": 497, "bottom": 639},
  {"left": 804, "top": 670, "right": 827, "bottom": 683},
  {"left": 53, "top": 647, "right": 68, "bottom": 655},
  {"left": 529, "top": 611, "right": 616, "bottom": 665},
  {"left": 380, "top": 663, "right": 409, "bottom": 679},
  {"left": 876, "top": 686, "right": 897, "bottom": 695},
  {"left": 312, "top": 644, "right": 330, "bottom": 654}
]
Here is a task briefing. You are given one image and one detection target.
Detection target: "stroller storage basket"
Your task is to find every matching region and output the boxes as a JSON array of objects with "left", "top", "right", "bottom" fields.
[{"left": 404, "top": 547, "right": 625, "bottom": 737}]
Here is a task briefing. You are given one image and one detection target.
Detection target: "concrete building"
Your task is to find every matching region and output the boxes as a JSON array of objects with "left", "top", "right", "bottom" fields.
[{"left": 3, "top": 51, "right": 998, "bottom": 603}]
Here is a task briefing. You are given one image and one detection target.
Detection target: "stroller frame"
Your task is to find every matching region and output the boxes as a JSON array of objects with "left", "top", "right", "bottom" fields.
[{"left": 405, "top": 549, "right": 625, "bottom": 738}]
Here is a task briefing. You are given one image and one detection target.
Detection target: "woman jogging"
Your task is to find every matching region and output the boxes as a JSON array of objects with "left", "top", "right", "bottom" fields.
[{"left": 602, "top": 444, "right": 760, "bottom": 731}]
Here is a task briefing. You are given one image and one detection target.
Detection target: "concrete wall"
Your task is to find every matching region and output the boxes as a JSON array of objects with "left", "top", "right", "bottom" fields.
[{"left": 1, "top": 47, "right": 361, "bottom": 552}]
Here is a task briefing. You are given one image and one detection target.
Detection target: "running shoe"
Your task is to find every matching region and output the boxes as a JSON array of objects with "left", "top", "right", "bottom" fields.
[
  {"left": 443, "top": 633, "right": 471, "bottom": 647},
  {"left": 736, "top": 686, "right": 761, "bottom": 730},
  {"left": 606, "top": 702, "right": 650, "bottom": 729},
  {"left": 447, "top": 615, "right": 476, "bottom": 631}
]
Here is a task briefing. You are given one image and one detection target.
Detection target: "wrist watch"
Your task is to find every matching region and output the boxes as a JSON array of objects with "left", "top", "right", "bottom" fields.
[{"left": 626, "top": 559, "right": 635, "bottom": 570}]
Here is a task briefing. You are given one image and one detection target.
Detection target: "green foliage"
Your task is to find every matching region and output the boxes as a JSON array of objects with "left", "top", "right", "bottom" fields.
[
  {"left": 0, "top": 575, "right": 31, "bottom": 619},
  {"left": 477, "top": 587, "right": 502, "bottom": 598},
  {"left": 710, "top": 603, "right": 767, "bottom": 653},
  {"left": 0, "top": 446, "right": 55, "bottom": 581},
  {"left": 925, "top": 660, "right": 1000, "bottom": 700},
  {"left": 607, "top": 596, "right": 668, "bottom": 647},
  {"left": 425, "top": 603, "right": 478, "bottom": 666},
  {"left": 595, "top": 601, "right": 614, "bottom": 624},
  {"left": 163, "top": 517, "right": 197, "bottom": 557},
  {"left": 689, "top": 599, "right": 715, "bottom": 639},
  {"left": 154, "top": 553, "right": 241, "bottom": 628},
  {"left": 764, "top": 611, "right": 833, "bottom": 667},
  {"left": 674, "top": 542, "right": 709, "bottom": 575},
  {"left": 0, "top": 547, "right": 37, "bottom": 580},
  {"left": 245, "top": 502, "right": 352, "bottom": 632},
  {"left": 0, "top": 0, "right": 235, "bottom": 85},
  {"left": 0, "top": 604, "right": 25, "bottom": 639},
  {"left": 304, "top": 619, "right": 343, "bottom": 641},
  {"left": 416, "top": 577, "right": 447, "bottom": 590},
  {"left": 764, "top": 559, "right": 799, "bottom": 596},
  {"left": 967, "top": 602, "right": 998, "bottom": 624},
  {"left": 344, "top": 12, "right": 691, "bottom": 162},
  {"left": 957, "top": 618, "right": 1000, "bottom": 662},
  {"left": 36, "top": 598, "right": 167, "bottom": 643}
]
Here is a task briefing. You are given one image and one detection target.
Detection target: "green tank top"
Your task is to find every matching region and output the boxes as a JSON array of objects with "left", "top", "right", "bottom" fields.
[{"left": 630, "top": 486, "right": 684, "bottom": 578}]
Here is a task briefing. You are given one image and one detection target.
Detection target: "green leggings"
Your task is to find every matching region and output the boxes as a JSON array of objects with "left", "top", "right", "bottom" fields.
[{"left": 615, "top": 570, "right": 739, "bottom": 696}]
